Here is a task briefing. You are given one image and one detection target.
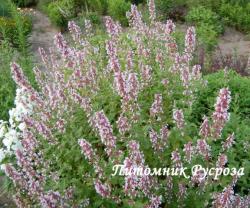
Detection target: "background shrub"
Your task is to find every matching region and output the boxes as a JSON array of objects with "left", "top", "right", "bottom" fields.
[
  {"left": 37, "top": 0, "right": 53, "bottom": 11},
  {"left": 155, "top": 0, "right": 186, "bottom": 21},
  {"left": 0, "top": 1, "right": 35, "bottom": 120},
  {"left": 73, "top": 0, "right": 108, "bottom": 15},
  {"left": 186, "top": 6, "right": 224, "bottom": 51},
  {"left": 107, "top": 0, "right": 130, "bottom": 26},
  {"left": 11, "top": 0, "right": 38, "bottom": 7},
  {"left": 185, "top": 6, "right": 223, "bottom": 35},
  {"left": 0, "top": 41, "right": 15, "bottom": 120},
  {"left": 0, "top": 0, "right": 12, "bottom": 17},
  {"left": 0, "top": 16, "right": 32, "bottom": 47},
  {"left": 46, "top": 0, "right": 76, "bottom": 29},
  {"left": 219, "top": 2, "right": 250, "bottom": 32},
  {"left": 196, "top": 24, "right": 218, "bottom": 51}
]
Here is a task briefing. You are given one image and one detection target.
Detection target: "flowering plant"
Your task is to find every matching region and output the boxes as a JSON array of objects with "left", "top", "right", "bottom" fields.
[
  {"left": 0, "top": 0, "right": 249, "bottom": 207},
  {"left": 0, "top": 88, "right": 33, "bottom": 168}
]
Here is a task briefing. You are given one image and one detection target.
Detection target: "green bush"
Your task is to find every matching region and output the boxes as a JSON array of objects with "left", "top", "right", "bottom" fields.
[
  {"left": 0, "top": 41, "right": 15, "bottom": 120},
  {"left": 0, "top": 15, "right": 32, "bottom": 47},
  {"left": 225, "top": 0, "right": 249, "bottom": 6},
  {"left": 74, "top": 0, "right": 108, "bottom": 15},
  {"left": 0, "top": 41, "right": 36, "bottom": 121},
  {"left": 46, "top": 0, "right": 76, "bottom": 29},
  {"left": 196, "top": 24, "right": 218, "bottom": 51},
  {"left": 186, "top": 0, "right": 223, "bottom": 11},
  {"left": 186, "top": 6, "right": 224, "bottom": 51},
  {"left": 186, "top": 6, "right": 223, "bottom": 34},
  {"left": 11, "top": 0, "right": 38, "bottom": 7},
  {"left": 219, "top": 2, "right": 250, "bottom": 32},
  {"left": 107, "top": 0, "right": 130, "bottom": 26},
  {"left": 155, "top": 0, "right": 186, "bottom": 21},
  {"left": 0, "top": 0, "right": 12, "bottom": 17},
  {"left": 72, "top": 11, "right": 102, "bottom": 30},
  {"left": 37, "top": 0, "right": 53, "bottom": 11},
  {"left": 191, "top": 70, "right": 250, "bottom": 124},
  {"left": 85, "top": 12, "right": 102, "bottom": 25}
]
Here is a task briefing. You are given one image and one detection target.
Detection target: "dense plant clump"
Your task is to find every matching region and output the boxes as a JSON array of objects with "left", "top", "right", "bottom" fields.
[
  {"left": 219, "top": 2, "right": 250, "bottom": 33},
  {"left": 107, "top": 0, "right": 130, "bottom": 26},
  {"left": 0, "top": 0, "right": 35, "bottom": 121},
  {"left": 46, "top": 0, "right": 76, "bottom": 29},
  {"left": 0, "top": 1, "right": 32, "bottom": 47},
  {"left": 0, "top": 16, "right": 32, "bottom": 46},
  {"left": 11, "top": 0, "right": 38, "bottom": 7},
  {"left": 0, "top": 41, "right": 16, "bottom": 120},
  {"left": 0, "top": 0, "right": 250, "bottom": 207},
  {"left": 0, "top": 0, "right": 12, "bottom": 17},
  {"left": 185, "top": 6, "right": 223, "bottom": 51}
]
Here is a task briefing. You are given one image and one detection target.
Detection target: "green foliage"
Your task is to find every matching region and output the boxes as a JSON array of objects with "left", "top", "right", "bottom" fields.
[
  {"left": 0, "top": 1, "right": 35, "bottom": 120},
  {"left": 191, "top": 70, "right": 250, "bottom": 124},
  {"left": 85, "top": 12, "right": 102, "bottom": 25},
  {"left": 46, "top": 0, "right": 76, "bottom": 29},
  {"left": 11, "top": 0, "right": 38, "bottom": 7},
  {"left": 186, "top": 6, "right": 224, "bottom": 51},
  {"left": 107, "top": 0, "right": 130, "bottom": 26},
  {"left": 43, "top": 0, "right": 107, "bottom": 29},
  {"left": 190, "top": 70, "right": 250, "bottom": 195},
  {"left": 186, "top": 6, "right": 223, "bottom": 34},
  {"left": 224, "top": 0, "right": 250, "bottom": 6},
  {"left": 185, "top": 0, "right": 223, "bottom": 11},
  {"left": 8, "top": 1, "right": 32, "bottom": 54},
  {"left": 72, "top": 11, "right": 103, "bottom": 32},
  {"left": 155, "top": 0, "right": 186, "bottom": 21},
  {"left": 219, "top": 2, "right": 250, "bottom": 32},
  {"left": 0, "top": 41, "right": 16, "bottom": 120},
  {"left": 37, "top": 0, "right": 53, "bottom": 11},
  {"left": 0, "top": 41, "right": 36, "bottom": 121},
  {"left": 74, "top": 0, "right": 108, "bottom": 15},
  {"left": 0, "top": 16, "right": 32, "bottom": 47},
  {"left": 1, "top": 0, "right": 32, "bottom": 49},
  {"left": 196, "top": 24, "right": 218, "bottom": 51},
  {"left": 0, "top": 0, "right": 12, "bottom": 17}
]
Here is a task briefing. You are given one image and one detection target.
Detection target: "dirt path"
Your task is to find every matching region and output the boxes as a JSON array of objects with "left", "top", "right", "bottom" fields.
[
  {"left": 28, "top": 9, "right": 59, "bottom": 64},
  {"left": 215, "top": 27, "right": 250, "bottom": 56},
  {"left": 177, "top": 24, "right": 250, "bottom": 57}
]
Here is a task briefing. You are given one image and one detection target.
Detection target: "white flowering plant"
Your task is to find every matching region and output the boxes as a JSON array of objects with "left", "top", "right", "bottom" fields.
[
  {"left": 0, "top": 88, "right": 33, "bottom": 169},
  {"left": 0, "top": 1, "right": 249, "bottom": 207}
]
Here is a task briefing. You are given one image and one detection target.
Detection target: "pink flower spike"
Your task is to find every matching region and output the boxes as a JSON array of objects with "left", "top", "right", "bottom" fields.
[
  {"left": 173, "top": 109, "right": 185, "bottom": 130},
  {"left": 212, "top": 88, "right": 231, "bottom": 138},
  {"left": 94, "top": 179, "right": 111, "bottom": 198},
  {"left": 222, "top": 133, "right": 235, "bottom": 151},
  {"left": 199, "top": 116, "right": 210, "bottom": 139}
]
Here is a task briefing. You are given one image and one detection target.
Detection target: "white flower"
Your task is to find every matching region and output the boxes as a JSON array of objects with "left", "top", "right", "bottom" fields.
[
  {"left": 0, "top": 164, "right": 6, "bottom": 171},
  {"left": 18, "top": 122, "right": 26, "bottom": 131},
  {"left": 11, "top": 140, "right": 23, "bottom": 151},
  {"left": 0, "top": 87, "right": 33, "bottom": 168},
  {"left": 2, "top": 129, "right": 19, "bottom": 151},
  {"left": 0, "top": 148, "right": 6, "bottom": 163}
]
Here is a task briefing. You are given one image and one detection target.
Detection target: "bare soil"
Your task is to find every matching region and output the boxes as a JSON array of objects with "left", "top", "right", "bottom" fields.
[
  {"left": 215, "top": 27, "right": 250, "bottom": 56},
  {"left": 28, "top": 9, "right": 59, "bottom": 64},
  {"left": 177, "top": 24, "right": 250, "bottom": 57}
]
